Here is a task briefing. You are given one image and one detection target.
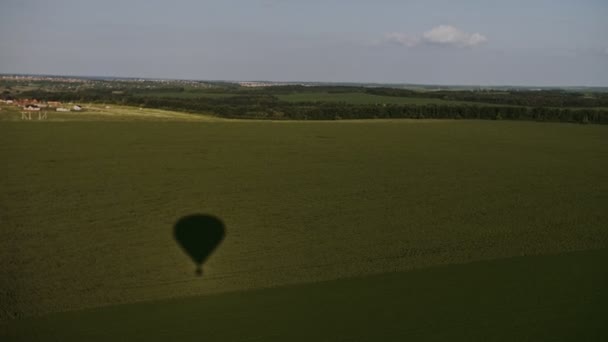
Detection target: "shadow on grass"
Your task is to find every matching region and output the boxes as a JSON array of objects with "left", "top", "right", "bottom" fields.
[{"left": 174, "top": 214, "right": 226, "bottom": 276}]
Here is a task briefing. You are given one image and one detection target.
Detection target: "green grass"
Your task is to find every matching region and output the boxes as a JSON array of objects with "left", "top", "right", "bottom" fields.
[
  {"left": 0, "top": 103, "right": 221, "bottom": 121},
  {"left": 276, "top": 92, "right": 606, "bottom": 110},
  {"left": 133, "top": 91, "right": 237, "bottom": 99},
  {"left": 131, "top": 89, "right": 475, "bottom": 105},
  {"left": 1, "top": 119, "right": 607, "bottom": 338},
  {"left": 2, "top": 248, "right": 607, "bottom": 341},
  {"left": 276, "top": 92, "right": 480, "bottom": 105}
]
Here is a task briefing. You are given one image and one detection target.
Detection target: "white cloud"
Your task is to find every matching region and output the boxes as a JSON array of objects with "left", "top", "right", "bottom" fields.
[
  {"left": 423, "top": 25, "right": 487, "bottom": 47},
  {"left": 385, "top": 25, "right": 487, "bottom": 48},
  {"left": 385, "top": 32, "right": 420, "bottom": 47}
]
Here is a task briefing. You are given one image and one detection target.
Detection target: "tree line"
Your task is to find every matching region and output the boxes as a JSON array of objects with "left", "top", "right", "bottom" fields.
[
  {"left": 13, "top": 89, "right": 608, "bottom": 124},
  {"left": 365, "top": 88, "right": 608, "bottom": 108}
]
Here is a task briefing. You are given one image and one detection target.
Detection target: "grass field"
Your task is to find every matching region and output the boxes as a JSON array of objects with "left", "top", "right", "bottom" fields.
[
  {"left": 1, "top": 116, "right": 607, "bottom": 339},
  {"left": 133, "top": 91, "right": 238, "bottom": 99},
  {"left": 275, "top": 92, "right": 479, "bottom": 105},
  {"left": 129, "top": 89, "right": 477, "bottom": 105},
  {"left": 0, "top": 103, "right": 221, "bottom": 121},
  {"left": 3, "top": 248, "right": 607, "bottom": 341}
]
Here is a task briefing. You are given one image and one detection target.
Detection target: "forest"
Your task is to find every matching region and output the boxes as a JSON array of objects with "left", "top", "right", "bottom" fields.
[{"left": 3, "top": 80, "right": 608, "bottom": 124}]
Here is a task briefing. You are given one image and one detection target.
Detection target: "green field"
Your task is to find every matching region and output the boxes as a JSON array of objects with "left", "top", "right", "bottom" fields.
[
  {"left": 1, "top": 117, "right": 607, "bottom": 340},
  {"left": 3, "top": 248, "right": 607, "bottom": 341},
  {"left": 0, "top": 103, "right": 221, "bottom": 122},
  {"left": 131, "top": 89, "right": 478, "bottom": 105},
  {"left": 133, "top": 91, "right": 238, "bottom": 99},
  {"left": 276, "top": 92, "right": 478, "bottom": 105}
]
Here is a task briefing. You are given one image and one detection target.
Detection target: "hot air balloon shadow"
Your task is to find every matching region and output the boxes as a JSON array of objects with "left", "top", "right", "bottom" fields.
[{"left": 174, "top": 214, "right": 226, "bottom": 276}]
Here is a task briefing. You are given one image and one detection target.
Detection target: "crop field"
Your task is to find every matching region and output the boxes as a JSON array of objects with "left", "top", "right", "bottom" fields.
[
  {"left": 3, "top": 248, "right": 607, "bottom": 341},
  {"left": 130, "top": 89, "right": 478, "bottom": 105},
  {"left": 0, "top": 103, "right": 221, "bottom": 122},
  {"left": 275, "top": 91, "right": 478, "bottom": 105},
  {"left": 1, "top": 115, "right": 607, "bottom": 340},
  {"left": 133, "top": 91, "right": 238, "bottom": 99}
]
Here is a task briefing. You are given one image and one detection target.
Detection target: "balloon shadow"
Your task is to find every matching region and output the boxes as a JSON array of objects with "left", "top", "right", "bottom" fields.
[{"left": 174, "top": 214, "right": 226, "bottom": 276}]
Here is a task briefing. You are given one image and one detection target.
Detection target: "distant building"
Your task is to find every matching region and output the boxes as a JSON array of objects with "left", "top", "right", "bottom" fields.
[
  {"left": 72, "top": 105, "right": 82, "bottom": 111},
  {"left": 24, "top": 104, "right": 40, "bottom": 111},
  {"left": 16, "top": 99, "right": 37, "bottom": 106},
  {"left": 22, "top": 99, "right": 39, "bottom": 106},
  {"left": 48, "top": 101, "right": 62, "bottom": 107}
]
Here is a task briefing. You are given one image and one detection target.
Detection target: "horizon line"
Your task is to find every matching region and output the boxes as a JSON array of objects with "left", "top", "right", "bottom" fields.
[{"left": 1, "top": 72, "right": 607, "bottom": 90}]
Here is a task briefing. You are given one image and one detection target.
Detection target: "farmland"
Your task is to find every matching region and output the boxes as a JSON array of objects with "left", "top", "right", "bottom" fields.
[
  {"left": 128, "top": 89, "right": 479, "bottom": 105},
  {"left": 1, "top": 115, "right": 607, "bottom": 340},
  {"left": 2, "top": 0, "right": 608, "bottom": 338},
  {"left": 275, "top": 91, "right": 479, "bottom": 105},
  {"left": 4, "top": 248, "right": 607, "bottom": 341},
  {"left": 4, "top": 76, "right": 608, "bottom": 122},
  {"left": 0, "top": 103, "right": 222, "bottom": 122}
]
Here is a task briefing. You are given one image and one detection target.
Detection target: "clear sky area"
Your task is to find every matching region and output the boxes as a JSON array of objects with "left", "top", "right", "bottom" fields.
[{"left": 1, "top": 0, "right": 606, "bottom": 86}]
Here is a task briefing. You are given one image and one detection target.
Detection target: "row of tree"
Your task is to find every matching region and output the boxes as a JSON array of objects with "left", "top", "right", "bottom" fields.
[
  {"left": 15, "top": 89, "right": 608, "bottom": 124},
  {"left": 365, "top": 88, "right": 608, "bottom": 108}
]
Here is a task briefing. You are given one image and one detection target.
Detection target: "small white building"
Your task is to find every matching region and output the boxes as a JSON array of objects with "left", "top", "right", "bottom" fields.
[
  {"left": 24, "top": 104, "right": 40, "bottom": 111},
  {"left": 73, "top": 105, "right": 82, "bottom": 111}
]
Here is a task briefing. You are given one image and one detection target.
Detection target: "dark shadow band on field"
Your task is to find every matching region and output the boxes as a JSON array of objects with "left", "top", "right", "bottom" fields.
[{"left": 3, "top": 248, "right": 607, "bottom": 341}]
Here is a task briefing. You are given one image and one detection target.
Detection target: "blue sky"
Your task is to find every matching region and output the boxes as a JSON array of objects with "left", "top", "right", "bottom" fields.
[{"left": 1, "top": 0, "right": 607, "bottom": 86}]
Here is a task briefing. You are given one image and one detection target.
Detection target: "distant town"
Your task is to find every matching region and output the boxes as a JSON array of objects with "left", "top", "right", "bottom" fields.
[
  {"left": 0, "top": 98, "right": 82, "bottom": 112},
  {"left": 2, "top": 74, "right": 607, "bottom": 92}
]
